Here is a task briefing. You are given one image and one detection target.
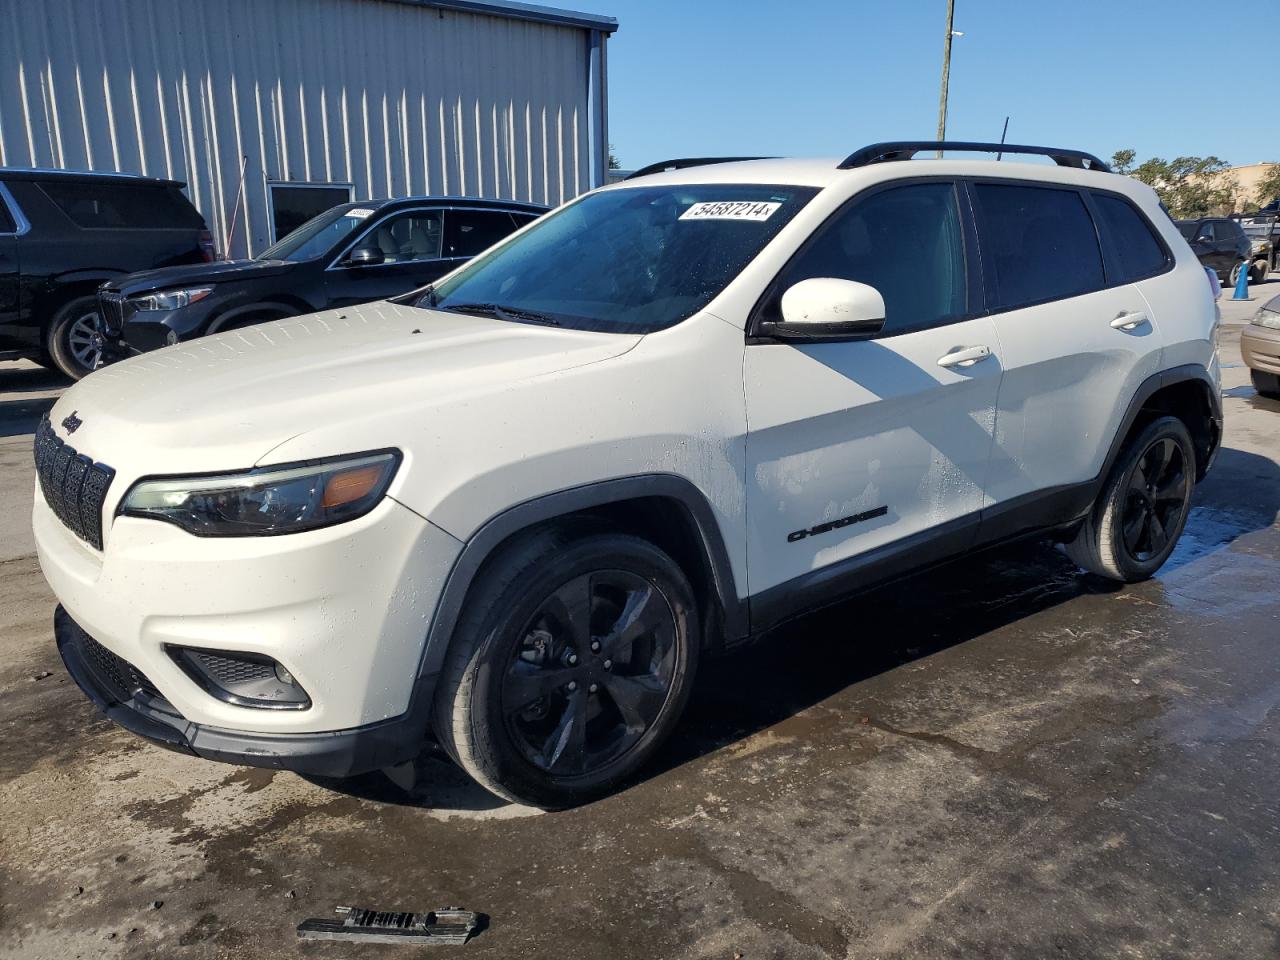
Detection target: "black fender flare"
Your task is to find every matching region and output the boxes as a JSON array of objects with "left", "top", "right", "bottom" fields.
[
  {"left": 413, "top": 474, "right": 747, "bottom": 692},
  {"left": 1098, "top": 363, "right": 1222, "bottom": 485}
]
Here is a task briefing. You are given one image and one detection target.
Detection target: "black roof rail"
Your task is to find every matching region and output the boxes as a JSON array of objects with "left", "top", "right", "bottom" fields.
[
  {"left": 626, "top": 157, "right": 772, "bottom": 180},
  {"left": 838, "top": 141, "right": 1111, "bottom": 173}
]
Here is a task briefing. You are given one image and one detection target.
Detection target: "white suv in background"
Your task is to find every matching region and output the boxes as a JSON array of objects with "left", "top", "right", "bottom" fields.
[{"left": 34, "top": 141, "right": 1221, "bottom": 808}]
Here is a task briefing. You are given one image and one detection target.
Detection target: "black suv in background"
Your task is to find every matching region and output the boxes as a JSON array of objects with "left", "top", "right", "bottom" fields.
[
  {"left": 99, "top": 197, "right": 546, "bottom": 358},
  {"left": 1175, "top": 216, "right": 1251, "bottom": 285},
  {"left": 0, "top": 169, "right": 214, "bottom": 377}
]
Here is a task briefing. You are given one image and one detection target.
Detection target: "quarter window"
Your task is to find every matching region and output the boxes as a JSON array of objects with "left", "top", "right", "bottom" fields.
[
  {"left": 767, "top": 181, "right": 967, "bottom": 335},
  {"left": 972, "top": 183, "right": 1105, "bottom": 310},
  {"left": 1091, "top": 193, "right": 1169, "bottom": 282},
  {"left": 38, "top": 180, "right": 204, "bottom": 229},
  {"left": 0, "top": 192, "right": 14, "bottom": 233}
]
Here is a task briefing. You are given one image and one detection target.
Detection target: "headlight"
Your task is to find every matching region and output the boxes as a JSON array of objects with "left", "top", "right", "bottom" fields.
[
  {"left": 119, "top": 451, "right": 400, "bottom": 536},
  {"left": 129, "top": 286, "right": 214, "bottom": 312},
  {"left": 1253, "top": 308, "right": 1280, "bottom": 330}
]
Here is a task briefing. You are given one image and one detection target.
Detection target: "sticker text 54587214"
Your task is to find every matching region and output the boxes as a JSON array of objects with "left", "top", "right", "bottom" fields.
[{"left": 679, "top": 201, "right": 782, "bottom": 223}]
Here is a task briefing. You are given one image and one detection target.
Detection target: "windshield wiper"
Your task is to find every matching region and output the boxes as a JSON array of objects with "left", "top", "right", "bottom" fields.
[{"left": 439, "top": 302, "right": 561, "bottom": 327}]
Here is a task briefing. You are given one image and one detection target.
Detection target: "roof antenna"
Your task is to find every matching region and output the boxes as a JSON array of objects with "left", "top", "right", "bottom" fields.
[{"left": 996, "top": 117, "right": 1010, "bottom": 160}]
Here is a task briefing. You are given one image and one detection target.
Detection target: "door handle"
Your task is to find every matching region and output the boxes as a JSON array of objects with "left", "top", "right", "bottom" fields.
[
  {"left": 937, "top": 344, "right": 992, "bottom": 368},
  {"left": 1110, "top": 311, "right": 1149, "bottom": 330}
]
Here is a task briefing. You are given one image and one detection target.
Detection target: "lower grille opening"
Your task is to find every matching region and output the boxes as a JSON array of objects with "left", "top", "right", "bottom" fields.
[{"left": 75, "top": 630, "right": 172, "bottom": 711}]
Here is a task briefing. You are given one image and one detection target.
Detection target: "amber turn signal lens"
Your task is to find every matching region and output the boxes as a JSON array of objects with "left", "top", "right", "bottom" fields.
[{"left": 322, "top": 465, "right": 386, "bottom": 508}]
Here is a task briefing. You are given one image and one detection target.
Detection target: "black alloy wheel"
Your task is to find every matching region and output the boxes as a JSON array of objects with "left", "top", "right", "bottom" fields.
[
  {"left": 1119, "top": 437, "right": 1190, "bottom": 564},
  {"left": 432, "top": 528, "right": 699, "bottom": 809},
  {"left": 502, "top": 570, "right": 678, "bottom": 776}
]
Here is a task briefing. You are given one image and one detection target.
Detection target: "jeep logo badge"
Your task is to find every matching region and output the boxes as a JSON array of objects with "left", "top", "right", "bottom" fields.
[{"left": 61, "top": 411, "right": 83, "bottom": 434}]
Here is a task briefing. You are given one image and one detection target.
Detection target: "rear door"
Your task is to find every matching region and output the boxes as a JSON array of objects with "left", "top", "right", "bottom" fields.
[
  {"left": 0, "top": 183, "right": 22, "bottom": 350},
  {"left": 442, "top": 208, "right": 523, "bottom": 265},
  {"left": 744, "top": 179, "right": 1002, "bottom": 597},
  {"left": 973, "top": 180, "right": 1168, "bottom": 528},
  {"left": 324, "top": 208, "right": 447, "bottom": 307}
]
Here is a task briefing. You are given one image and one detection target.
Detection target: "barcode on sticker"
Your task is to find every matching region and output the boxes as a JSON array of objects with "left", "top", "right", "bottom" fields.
[{"left": 679, "top": 201, "right": 781, "bottom": 222}]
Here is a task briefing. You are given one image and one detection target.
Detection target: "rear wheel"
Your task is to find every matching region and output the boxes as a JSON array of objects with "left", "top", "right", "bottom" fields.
[
  {"left": 433, "top": 527, "right": 699, "bottom": 809},
  {"left": 46, "top": 295, "right": 103, "bottom": 379},
  {"left": 1065, "top": 416, "right": 1195, "bottom": 582},
  {"left": 1253, "top": 369, "right": 1280, "bottom": 398}
]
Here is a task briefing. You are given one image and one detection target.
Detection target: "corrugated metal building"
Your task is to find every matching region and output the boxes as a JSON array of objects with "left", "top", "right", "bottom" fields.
[{"left": 0, "top": 0, "right": 616, "bottom": 257}]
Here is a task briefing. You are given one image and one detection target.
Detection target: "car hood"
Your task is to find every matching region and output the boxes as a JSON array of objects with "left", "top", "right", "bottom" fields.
[
  {"left": 48, "top": 301, "right": 641, "bottom": 478},
  {"left": 107, "top": 258, "right": 296, "bottom": 293}
]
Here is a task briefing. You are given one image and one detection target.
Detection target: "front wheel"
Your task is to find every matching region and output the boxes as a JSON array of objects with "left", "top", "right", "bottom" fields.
[
  {"left": 433, "top": 528, "right": 699, "bottom": 809},
  {"left": 1253, "top": 369, "right": 1280, "bottom": 398},
  {"left": 1065, "top": 416, "right": 1196, "bottom": 582}
]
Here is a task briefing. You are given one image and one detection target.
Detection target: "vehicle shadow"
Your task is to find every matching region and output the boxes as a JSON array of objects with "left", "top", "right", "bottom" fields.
[
  {"left": 0, "top": 363, "right": 69, "bottom": 395},
  {"left": 0, "top": 395, "right": 57, "bottom": 439},
  {"left": 321, "top": 445, "right": 1279, "bottom": 812}
]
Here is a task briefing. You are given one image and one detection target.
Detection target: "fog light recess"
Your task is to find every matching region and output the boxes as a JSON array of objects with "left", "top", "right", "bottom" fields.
[{"left": 167, "top": 646, "right": 311, "bottom": 710}]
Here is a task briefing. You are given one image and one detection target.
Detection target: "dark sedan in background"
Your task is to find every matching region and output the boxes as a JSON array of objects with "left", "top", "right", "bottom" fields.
[{"left": 98, "top": 196, "right": 546, "bottom": 358}]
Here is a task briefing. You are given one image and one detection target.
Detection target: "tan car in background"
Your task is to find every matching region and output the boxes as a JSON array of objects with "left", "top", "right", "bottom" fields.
[{"left": 1243, "top": 294, "right": 1280, "bottom": 398}]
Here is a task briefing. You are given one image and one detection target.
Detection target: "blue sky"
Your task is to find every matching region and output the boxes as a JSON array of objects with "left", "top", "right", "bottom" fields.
[{"left": 566, "top": 0, "right": 1280, "bottom": 171}]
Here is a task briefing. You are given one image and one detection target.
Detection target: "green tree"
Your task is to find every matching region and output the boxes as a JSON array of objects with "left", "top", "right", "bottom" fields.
[
  {"left": 1112, "top": 149, "right": 1237, "bottom": 217},
  {"left": 608, "top": 144, "right": 620, "bottom": 170},
  {"left": 1252, "top": 164, "right": 1280, "bottom": 208}
]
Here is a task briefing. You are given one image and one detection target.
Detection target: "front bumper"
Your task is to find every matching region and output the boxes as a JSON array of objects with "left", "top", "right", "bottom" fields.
[
  {"left": 55, "top": 607, "right": 430, "bottom": 776},
  {"left": 35, "top": 485, "right": 462, "bottom": 738},
  {"left": 1241, "top": 323, "right": 1280, "bottom": 376}
]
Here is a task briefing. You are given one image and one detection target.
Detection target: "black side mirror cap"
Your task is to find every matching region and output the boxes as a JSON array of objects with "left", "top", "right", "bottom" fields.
[{"left": 346, "top": 246, "right": 385, "bottom": 266}]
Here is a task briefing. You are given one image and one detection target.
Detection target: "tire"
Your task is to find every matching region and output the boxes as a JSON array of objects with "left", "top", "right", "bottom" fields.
[
  {"left": 432, "top": 526, "right": 699, "bottom": 809},
  {"left": 46, "top": 295, "right": 104, "bottom": 379},
  {"left": 1064, "top": 415, "right": 1196, "bottom": 582},
  {"left": 1229, "top": 261, "right": 1245, "bottom": 288},
  {"left": 1250, "top": 260, "right": 1268, "bottom": 284},
  {"left": 1253, "top": 369, "right": 1280, "bottom": 398}
]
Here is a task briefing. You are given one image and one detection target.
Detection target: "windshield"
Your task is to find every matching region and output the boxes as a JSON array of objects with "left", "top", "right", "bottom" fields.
[
  {"left": 421, "top": 184, "right": 818, "bottom": 333},
  {"left": 258, "top": 205, "right": 376, "bottom": 262}
]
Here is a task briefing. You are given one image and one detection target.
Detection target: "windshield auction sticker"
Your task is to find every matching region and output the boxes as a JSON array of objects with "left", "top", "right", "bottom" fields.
[
  {"left": 679, "top": 201, "right": 781, "bottom": 222},
  {"left": 347, "top": 208, "right": 376, "bottom": 219}
]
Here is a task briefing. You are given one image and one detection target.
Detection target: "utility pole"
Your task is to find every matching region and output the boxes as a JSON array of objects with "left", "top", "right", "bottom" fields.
[{"left": 935, "top": 0, "right": 955, "bottom": 158}]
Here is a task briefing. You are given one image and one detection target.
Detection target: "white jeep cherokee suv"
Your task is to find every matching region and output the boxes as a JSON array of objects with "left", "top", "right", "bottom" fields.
[{"left": 34, "top": 142, "right": 1221, "bottom": 808}]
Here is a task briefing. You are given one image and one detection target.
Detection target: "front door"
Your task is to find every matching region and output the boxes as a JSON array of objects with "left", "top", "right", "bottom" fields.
[
  {"left": 744, "top": 180, "right": 1002, "bottom": 597},
  {"left": 326, "top": 208, "right": 449, "bottom": 307}
]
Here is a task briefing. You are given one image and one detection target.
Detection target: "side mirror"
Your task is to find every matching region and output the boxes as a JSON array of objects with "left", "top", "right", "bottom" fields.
[
  {"left": 345, "top": 246, "right": 384, "bottom": 267},
  {"left": 767, "top": 278, "right": 886, "bottom": 341}
]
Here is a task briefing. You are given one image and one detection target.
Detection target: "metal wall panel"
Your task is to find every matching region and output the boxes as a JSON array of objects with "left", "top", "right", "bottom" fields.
[{"left": 0, "top": 0, "right": 603, "bottom": 257}]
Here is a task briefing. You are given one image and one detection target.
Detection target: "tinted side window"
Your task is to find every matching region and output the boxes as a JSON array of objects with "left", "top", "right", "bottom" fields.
[
  {"left": 1220, "top": 220, "right": 1245, "bottom": 241},
  {"left": 1195, "top": 222, "right": 1216, "bottom": 242},
  {"left": 0, "top": 190, "right": 14, "bottom": 233},
  {"left": 770, "top": 181, "right": 967, "bottom": 335},
  {"left": 972, "top": 183, "right": 1104, "bottom": 310},
  {"left": 444, "top": 210, "right": 519, "bottom": 258},
  {"left": 38, "top": 181, "right": 204, "bottom": 229},
  {"left": 1091, "top": 193, "right": 1169, "bottom": 282}
]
